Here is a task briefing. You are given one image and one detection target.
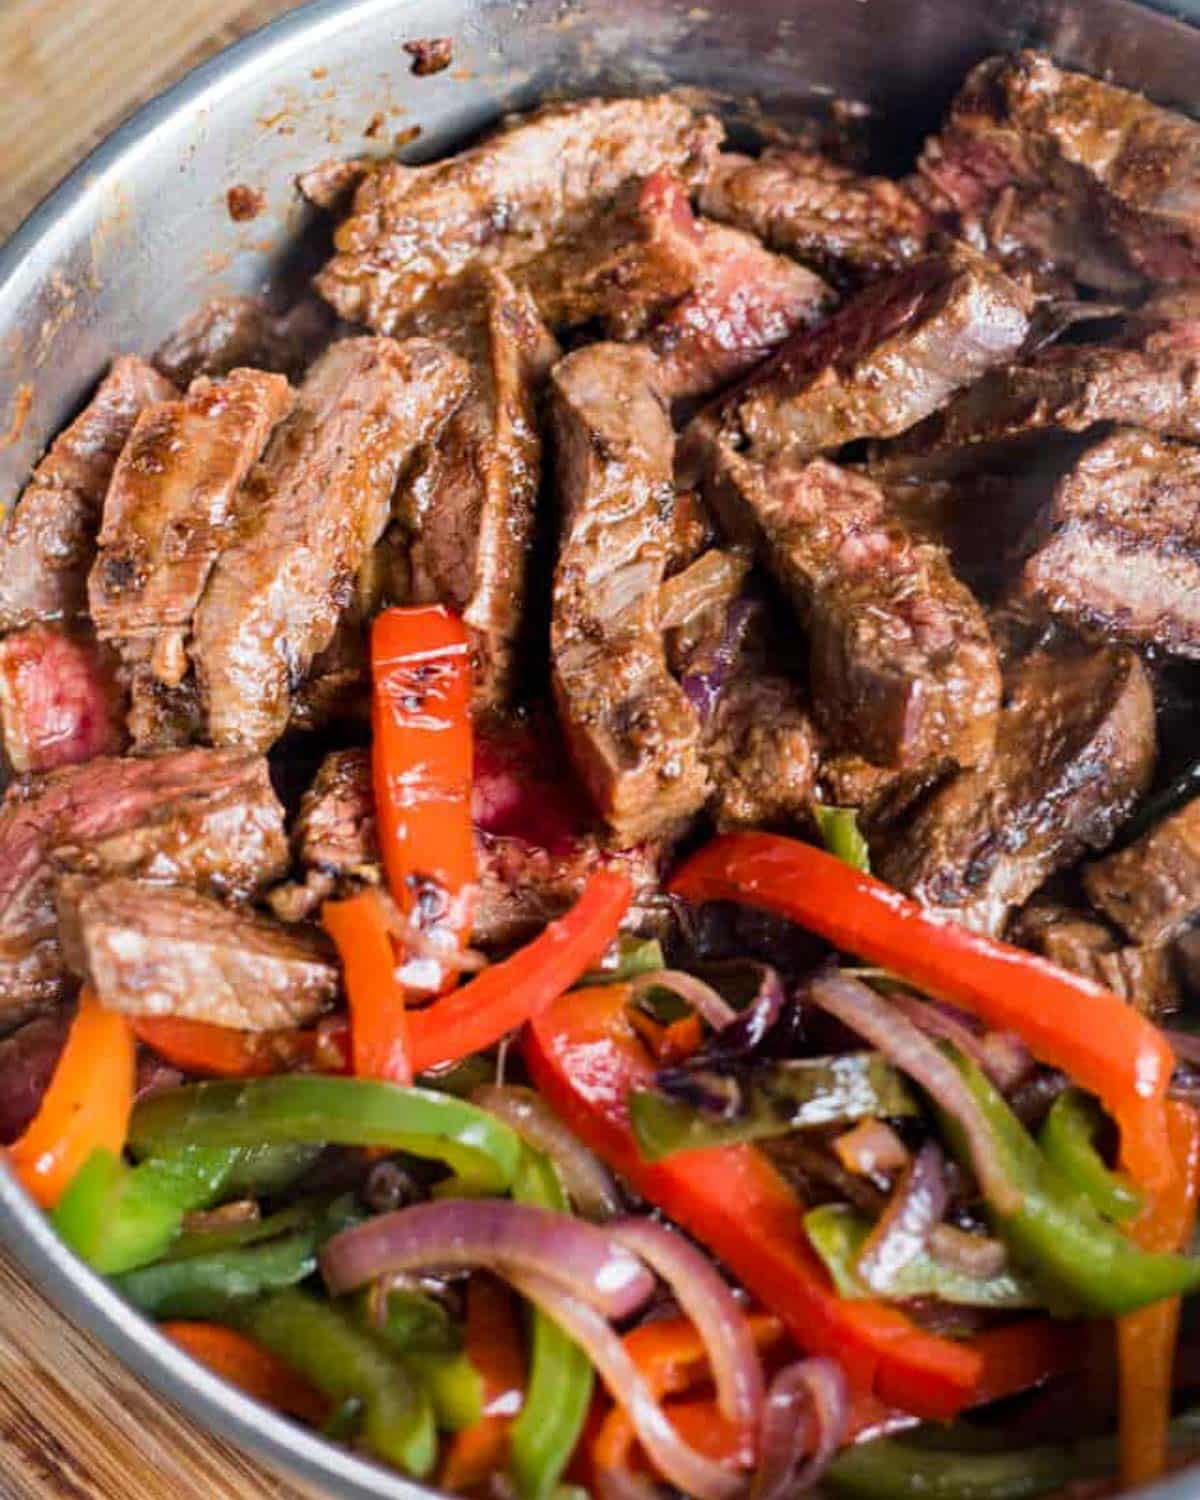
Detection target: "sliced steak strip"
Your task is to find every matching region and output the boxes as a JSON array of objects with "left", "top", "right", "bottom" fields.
[
  {"left": 89, "top": 367, "right": 293, "bottom": 676},
  {"left": 58, "top": 877, "right": 337, "bottom": 1030},
  {"left": 401, "top": 270, "right": 559, "bottom": 709},
  {"left": 315, "top": 96, "right": 722, "bottom": 333},
  {"left": 685, "top": 247, "right": 1030, "bottom": 466},
  {"left": 520, "top": 170, "right": 704, "bottom": 337},
  {"left": 640, "top": 220, "right": 834, "bottom": 401},
  {"left": 1011, "top": 903, "right": 1180, "bottom": 1018},
  {"left": 0, "top": 1013, "right": 70, "bottom": 1142},
  {"left": 0, "top": 357, "right": 176, "bottom": 633},
  {"left": 0, "top": 626, "right": 126, "bottom": 774},
  {"left": 918, "top": 51, "right": 1200, "bottom": 287},
  {"left": 192, "top": 337, "right": 469, "bottom": 752},
  {"left": 1084, "top": 797, "right": 1200, "bottom": 946},
  {"left": 894, "top": 335, "right": 1200, "bottom": 468},
  {"left": 0, "top": 748, "right": 288, "bottom": 1026},
  {"left": 693, "top": 450, "right": 1000, "bottom": 769},
  {"left": 698, "top": 147, "right": 933, "bottom": 283},
  {"left": 1012, "top": 428, "right": 1200, "bottom": 657},
  {"left": 152, "top": 296, "right": 331, "bottom": 387},
  {"left": 550, "top": 344, "right": 709, "bottom": 843},
  {"left": 272, "top": 745, "right": 665, "bottom": 947},
  {"left": 877, "top": 632, "right": 1156, "bottom": 935}
]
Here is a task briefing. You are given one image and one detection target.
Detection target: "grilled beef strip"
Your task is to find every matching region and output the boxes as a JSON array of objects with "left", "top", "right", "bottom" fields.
[
  {"left": 682, "top": 246, "right": 1030, "bottom": 468},
  {"left": 153, "top": 296, "right": 331, "bottom": 387},
  {"left": 1011, "top": 902, "right": 1181, "bottom": 1017},
  {"left": 0, "top": 625, "right": 126, "bottom": 775},
  {"left": 550, "top": 344, "right": 709, "bottom": 843},
  {"left": 0, "top": 748, "right": 288, "bottom": 1027},
  {"left": 400, "top": 270, "right": 559, "bottom": 709},
  {"left": 640, "top": 220, "right": 834, "bottom": 402},
  {"left": 0, "top": 1013, "right": 71, "bottom": 1143},
  {"left": 270, "top": 745, "right": 666, "bottom": 948},
  {"left": 314, "top": 96, "right": 723, "bottom": 334},
  {"left": 192, "top": 337, "right": 469, "bottom": 752},
  {"left": 0, "top": 357, "right": 176, "bottom": 634},
  {"left": 1084, "top": 796, "right": 1200, "bottom": 947},
  {"left": 89, "top": 368, "right": 293, "bottom": 738},
  {"left": 917, "top": 51, "right": 1200, "bottom": 289},
  {"left": 1012, "top": 428, "right": 1200, "bottom": 657},
  {"left": 690, "top": 450, "right": 1001, "bottom": 769},
  {"left": 698, "top": 146, "right": 934, "bottom": 284},
  {"left": 58, "top": 876, "right": 337, "bottom": 1030},
  {"left": 877, "top": 629, "right": 1156, "bottom": 935}
]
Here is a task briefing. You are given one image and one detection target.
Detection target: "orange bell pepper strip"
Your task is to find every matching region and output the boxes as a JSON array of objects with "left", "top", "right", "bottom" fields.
[
  {"left": 440, "top": 1274, "right": 525, "bottom": 1493},
  {"left": 9, "top": 988, "right": 134, "bottom": 1209},
  {"left": 162, "top": 1321, "right": 328, "bottom": 1426},
  {"left": 130, "top": 1015, "right": 349, "bottom": 1078},
  {"left": 1118, "top": 1100, "right": 1200, "bottom": 1489},
  {"left": 524, "top": 983, "right": 981, "bottom": 1420},
  {"left": 670, "top": 832, "right": 1176, "bottom": 1194},
  {"left": 371, "top": 605, "right": 475, "bottom": 992},
  {"left": 323, "top": 889, "right": 412, "bottom": 1085},
  {"left": 407, "top": 869, "right": 631, "bottom": 1074}
]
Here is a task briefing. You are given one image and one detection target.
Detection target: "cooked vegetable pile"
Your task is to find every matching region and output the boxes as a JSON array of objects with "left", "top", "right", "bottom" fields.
[{"left": 5, "top": 43, "right": 1200, "bottom": 1500}]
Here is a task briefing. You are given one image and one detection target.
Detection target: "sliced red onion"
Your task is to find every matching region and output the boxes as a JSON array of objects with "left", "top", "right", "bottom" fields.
[
  {"left": 508, "top": 1269, "right": 744, "bottom": 1500},
  {"left": 856, "top": 1142, "right": 948, "bottom": 1294},
  {"left": 610, "top": 1217, "right": 763, "bottom": 1430},
  {"left": 886, "top": 990, "right": 1030, "bottom": 1093},
  {"left": 833, "top": 1118, "right": 910, "bottom": 1178},
  {"left": 320, "top": 1200, "right": 654, "bottom": 1320},
  {"left": 807, "top": 971, "right": 1022, "bottom": 1216},
  {"left": 680, "top": 598, "right": 756, "bottom": 723},
  {"left": 632, "top": 969, "right": 738, "bottom": 1030},
  {"left": 697, "top": 963, "right": 787, "bottom": 1062},
  {"left": 927, "top": 1223, "right": 1008, "bottom": 1279},
  {"left": 373, "top": 886, "right": 487, "bottom": 976},
  {"left": 752, "top": 1357, "right": 848, "bottom": 1500},
  {"left": 471, "top": 1084, "right": 621, "bottom": 1221}
]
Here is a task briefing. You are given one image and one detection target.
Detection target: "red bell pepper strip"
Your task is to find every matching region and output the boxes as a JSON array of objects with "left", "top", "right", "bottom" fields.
[
  {"left": 371, "top": 605, "right": 475, "bottom": 992},
  {"left": 9, "top": 988, "right": 134, "bottom": 1208},
  {"left": 162, "top": 1321, "right": 329, "bottom": 1426},
  {"left": 130, "top": 1015, "right": 349, "bottom": 1079},
  {"left": 669, "top": 832, "right": 1176, "bottom": 1195},
  {"left": 440, "top": 1274, "right": 524, "bottom": 1493},
  {"left": 524, "top": 984, "right": 981, "bottom": 1420},
  {"left": 1118, "top": 1100, "right": 1200, "bottom": 1489},
  {"left": 323, "top": 890, "right": 412, "bottom": 1085},
  {"left": 407, "top": 870, "right": 631, "bottom": 1075}
]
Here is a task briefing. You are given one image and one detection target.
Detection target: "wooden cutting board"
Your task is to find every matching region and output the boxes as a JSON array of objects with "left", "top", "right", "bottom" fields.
[{"left": 0, "top": 9, "right": 331, "bottom": 1493}]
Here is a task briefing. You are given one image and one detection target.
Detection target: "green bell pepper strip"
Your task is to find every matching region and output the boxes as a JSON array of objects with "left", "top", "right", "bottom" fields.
[
  {"left": 582, "top": 936, "right": 665, "bottom": 986},
  {"left": 508, "top": 1149, "right": 594, "bottom": 1500},
  {"left": 630, "top": 1052, "right": 917, "bottom": 1160},
  {"left": 814, "top": 805, "right": 871, "bottom": 873},
  {"left": 1038, "top": 1089, "right": 1143, "bottom": 1223},
  {"left": 53, "top": 1144, "right": 279, "bottom": 1276},
  {"left": 115, "top": 1196, "right": 361, "bottom": 1318},
  {"left": 805, "top": 1204, "right": 1040, "bottom": 1310},
  {"left": 165, "top": 1200, "right": 320, "bottom": 1261},
  {"left": 937, "top": 1050, "right": 1200, "bottom": 1316},
  {"left": 239, "top": 1287, "right": 437, "bottom": 1478},
  {"left": 129, "top": 1076, "right": 522, "bottom": 1195},
  {"left": 415, "top": 1054, "right": 496, "bottom": 1098},
  {"left": 400, "top": 1353, "right": 483, "bottom": 1432},
  {"left": 350, "top": 1287, "right": 482, "bottom": 1431}
]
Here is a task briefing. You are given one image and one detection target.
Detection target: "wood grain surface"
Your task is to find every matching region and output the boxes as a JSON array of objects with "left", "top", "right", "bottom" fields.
[{"left": 0, "top": 7, "right": 339, "bottom": 1492}]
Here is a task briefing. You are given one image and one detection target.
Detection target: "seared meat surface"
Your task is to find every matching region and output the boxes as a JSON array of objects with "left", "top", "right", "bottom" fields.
[
  {"left": 314, "top": 96, "right": 722, "bottom": 333},
  {"left": 193, "top": 337, "right": 469, "bottom": 751},
  {"left": 0, "top": 626, "right": 125, "bottom": 774},
  {"left": 918, "top": 50, "right": 1200, "bottom": 288},
  {"left": 699, "top": 147, "right": 934, "bottom": 283},
  {"left": 1085, "top": 797, "right": 1200, "bottom": 946},
  {"left": 0, "top": 357, "right": 176, "bottom": 633},
  {"left": 878, "top": 630, "right": 1156, "bottom": 934},
  {"left": 0, "top": 749, "right": 288, "bottom": 1026},
  {"left": 691, "top": 451, "right": 1000, "bottom": 769},
  {"left": 685, "top": 246, "right": 1030, "bottom": 467},
  {"left": 1011, "top": 903, "right": 1180, "bottom": 1017},
  {"left": 58, "top": 876, "right": 337, "bottom": 1030},
  {"left": 550, "top": 344, "right": 708, "bottom": 843},
  {"left": 401, "top": 270, "right": 559, "bottom": 708},
  {"left": 1013, "top": 428, "right": 1200, "bottom": 657},
  {"left": 153, "top": 295, "right": 330, "bottom": 387}
]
